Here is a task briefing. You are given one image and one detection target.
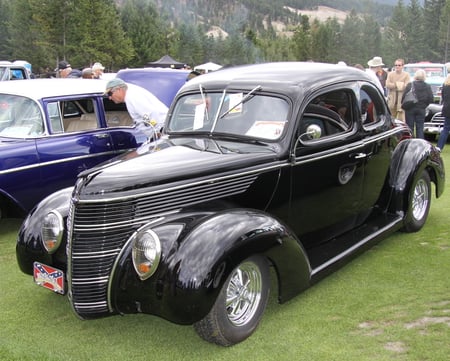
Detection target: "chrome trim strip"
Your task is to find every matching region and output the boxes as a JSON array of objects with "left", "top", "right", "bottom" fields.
[
  {"left": 293, "top": 128, "right": 401, "bottom": 165},
  {"left": 0, "top": 150, "right": 122, "bottom": 175},
  {"left": 73, "top": 214, "right": 172, "bottom": 231},
  {"left": 71, "top": 278, "right": 109, "bottom": 284},
  {"left": 311, "top": 217, "right": 403, "bottom": 277},
  {"left": 73, "top": 302, "right": 108, "bottom": 308},
  {"left": 78, "top": 166, "right": 278, "bottom": 204},
  {"left": 72, "top": 249, "right": 121, "bottom": 258}
]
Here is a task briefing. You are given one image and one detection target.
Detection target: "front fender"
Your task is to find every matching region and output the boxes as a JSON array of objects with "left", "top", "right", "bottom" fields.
[
  {"left": 388, "top": 138, "right": 444, "bottom": 215},
  {"left": 16, "top": 187, "right": 73, "bottom": 275},
  {"left": 112, "top": 209, "right": 311, "bottom": 324}
]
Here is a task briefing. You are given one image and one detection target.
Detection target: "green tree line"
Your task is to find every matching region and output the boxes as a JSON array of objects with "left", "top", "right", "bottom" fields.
[{"left": 0, "top": 0, "right": 449, "bottom": 75}]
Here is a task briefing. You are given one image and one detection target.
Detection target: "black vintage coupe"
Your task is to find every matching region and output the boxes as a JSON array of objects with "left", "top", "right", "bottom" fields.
[{"left": 17, "top": 62, "right": 445, "bottom": 346}]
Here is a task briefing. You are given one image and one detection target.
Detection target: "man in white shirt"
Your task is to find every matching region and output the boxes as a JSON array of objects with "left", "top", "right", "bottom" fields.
[{"left": 104, "top": 78, "right": 168, "bottom": 138}]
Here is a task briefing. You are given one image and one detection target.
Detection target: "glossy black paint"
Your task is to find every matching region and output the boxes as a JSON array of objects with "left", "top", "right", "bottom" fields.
[{"left": 17, "top": 62, "right": 445, "bottom": 328}]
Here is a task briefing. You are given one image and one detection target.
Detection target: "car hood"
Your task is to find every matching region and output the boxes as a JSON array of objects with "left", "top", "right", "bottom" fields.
[{"left": 76, "top": 137, "right": 280, "bottom": 197}]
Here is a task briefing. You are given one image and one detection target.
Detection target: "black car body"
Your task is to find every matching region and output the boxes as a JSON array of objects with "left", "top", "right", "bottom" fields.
[{"left": 17, "top": 62, "right": 445, "bottom": 346}]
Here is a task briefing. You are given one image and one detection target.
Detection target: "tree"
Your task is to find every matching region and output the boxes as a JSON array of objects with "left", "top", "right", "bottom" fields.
[
  {"left": 0, "top": 0, "right": 12, "bottom": 60},
  {"left": 120, "top": 0, "right": 167, "bottom": 67},
  {"left": 438, "top": 0, "right": 450, "bottom": 62},
  {"left": 423, "top": 0, "right": 446, "bottom": 62}
]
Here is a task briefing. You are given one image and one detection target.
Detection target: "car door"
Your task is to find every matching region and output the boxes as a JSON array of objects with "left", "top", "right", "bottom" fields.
[
  {"left": 358, "top": 85, "right": 398, "bottom": 212},
  {"left": 36, "top": 96, "right": 117, "bottom": 199},
  {"left": 288, "top": 87, "right": 367, "bottom": 249}
]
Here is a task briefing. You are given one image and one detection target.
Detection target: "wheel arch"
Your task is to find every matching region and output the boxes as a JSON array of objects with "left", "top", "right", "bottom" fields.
[
  {"left": 388, "top": 139, "right": 444, "bottom": 217},
  {"left": 149, "top": 208, "right": 311, "bottom": 324},
  {"left": 16, "top": 187, "right": 73, "bottom": 274}
]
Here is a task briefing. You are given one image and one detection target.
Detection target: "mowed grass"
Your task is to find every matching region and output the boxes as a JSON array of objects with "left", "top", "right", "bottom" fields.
[{"left": 1, "top": 146, "right": 449, "bottom": 361}]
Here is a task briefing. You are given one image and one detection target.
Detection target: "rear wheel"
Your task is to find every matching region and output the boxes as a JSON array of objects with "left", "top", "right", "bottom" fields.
[
  {"left": 402, "top": 170, "right": 431, "bottom": 232},
  {"left": 194, "top": 255, "right": 270, "bottom": 346}
]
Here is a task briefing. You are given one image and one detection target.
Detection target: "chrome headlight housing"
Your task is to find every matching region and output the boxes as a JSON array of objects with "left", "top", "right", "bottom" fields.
[
  {"left": 132, "top": 229, "right": 161, "bottom": 280},
  {"left": 41, "top": 210, "right": 64, "bottom": 254}
]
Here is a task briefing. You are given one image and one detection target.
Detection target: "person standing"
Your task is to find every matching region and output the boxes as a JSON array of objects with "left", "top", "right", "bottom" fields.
[
  {"left": 92, "top": 62, "right": 105, "bottom": 79},
  {"left": 436, "top": 74, "right": 450, "bottom": 150},
  {"left": 366, "top": 56, "right": 386, "bottom": 95},
  {"left": 402, "top": 69, "right": 433, "bottom": 139},
  {"left": 55, "top": 60, "right": 81, "bottom": 78},
  {"left": 104, "top": 78, "right": 168, "bottom": 138},
  {"left": 386, "top": 59, "right": 410, "bottom": 121}
]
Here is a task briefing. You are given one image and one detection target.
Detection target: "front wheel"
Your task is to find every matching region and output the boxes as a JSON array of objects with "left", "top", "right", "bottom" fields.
[
  {"left": 194, "top": 255, "right": 270, "bottom": 346},
  {"left": 402, "top": 170, "right": 431, "bottom": 232}
]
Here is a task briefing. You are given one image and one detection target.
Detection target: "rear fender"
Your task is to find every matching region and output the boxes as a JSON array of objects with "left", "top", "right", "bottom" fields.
[{"left": 388, "top": 138, "right": 444, "bottom": 215}]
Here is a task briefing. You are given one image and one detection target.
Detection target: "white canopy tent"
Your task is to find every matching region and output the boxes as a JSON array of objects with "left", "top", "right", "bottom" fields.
[{"left": 194, "top": 62, "right": 223, "bottom": 73}]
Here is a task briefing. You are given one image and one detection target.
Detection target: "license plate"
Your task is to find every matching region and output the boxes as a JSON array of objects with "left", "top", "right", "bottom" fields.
[{"left": 33, "top": 262, "right": 65, "bottom": 295}]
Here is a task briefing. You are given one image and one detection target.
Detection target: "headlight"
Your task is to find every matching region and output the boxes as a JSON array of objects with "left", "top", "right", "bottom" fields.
[
  {"left": 132, "top": 229, "right": 161, "bottom": 280},
  {"left": 41, "top": 210, "right": 64, "bottom": 254}
]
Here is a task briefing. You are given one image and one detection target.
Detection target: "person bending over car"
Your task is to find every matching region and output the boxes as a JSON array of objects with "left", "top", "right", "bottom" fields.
[{"left": 104, "top": 78, "right": 168, "bottom": 138}]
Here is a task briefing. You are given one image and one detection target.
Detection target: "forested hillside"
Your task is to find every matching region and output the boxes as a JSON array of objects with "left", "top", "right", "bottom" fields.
[{"left": 0, "top": 0, "right": 448, "bottom": 75}]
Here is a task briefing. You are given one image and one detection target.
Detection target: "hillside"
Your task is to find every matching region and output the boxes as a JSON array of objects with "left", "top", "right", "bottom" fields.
[{"left": 150, "top": 0, "right": 394, "bottom": 38}]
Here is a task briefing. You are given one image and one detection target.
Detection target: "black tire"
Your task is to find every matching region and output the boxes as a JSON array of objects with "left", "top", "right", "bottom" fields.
[
  {"left": 0, "top": 200, "right": 7, "bottom": 221},
  {"left": 402, "top": 170, "right": 431, "bottom": 232},
  {"left": 193, "top": 255, "right": 270, "bottom": 346}
]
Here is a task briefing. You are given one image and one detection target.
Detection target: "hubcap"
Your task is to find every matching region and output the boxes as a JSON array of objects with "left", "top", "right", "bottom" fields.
[
  {"left": 412, "top": 178, "right": 429, "bottom": 220},
  {"left": 226, "top": 261, "right": 262, "bottom": 326}
]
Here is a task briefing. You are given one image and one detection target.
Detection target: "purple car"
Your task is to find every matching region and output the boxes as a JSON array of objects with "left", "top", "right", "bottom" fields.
[{"left": 0, "top": 71, "right": 190, "bottom": 219}]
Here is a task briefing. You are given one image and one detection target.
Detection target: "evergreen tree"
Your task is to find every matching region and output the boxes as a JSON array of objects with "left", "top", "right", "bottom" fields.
[
  {"left": 423, "top": 0, "right": 446, "bottom": 62},
  {"left": 405, "top": 0, "right": 426, "bottom": 62},
  {"left": 70, "top": 0, "right": 134, "bottom": 70},
  {"left": 383, "top": 0, "right": 409, "bottom": 64},
  {"left": 438, "top": 0, "right": 450, "bottom": 62},
  {"left": 120, "top": 0, "right": 167, "bottom": 67},
  {"left": 0, "top": 0, "right": 12, "bottom": 60}
]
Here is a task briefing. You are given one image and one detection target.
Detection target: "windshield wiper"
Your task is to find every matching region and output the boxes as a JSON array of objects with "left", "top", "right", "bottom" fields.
[
  {"left": 219, "top": 85, "right": 262, "bottom": 119},
  {"left": 199, "top": 84, "right": 209, "bottom": 122}
]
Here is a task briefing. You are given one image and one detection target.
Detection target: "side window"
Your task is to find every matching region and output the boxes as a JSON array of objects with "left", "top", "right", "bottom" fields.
[
  {"left": 360, "top": 86, "right": 387, "bottom": 125},
  {"left": 298, "top": 89, "right": 353, "bottom": 142},
  {"left": 103, "top": 98, "right": 133, "bottom": 127},
  {"left": 47, "top": 99, "right": 99, "bottom": 133}
]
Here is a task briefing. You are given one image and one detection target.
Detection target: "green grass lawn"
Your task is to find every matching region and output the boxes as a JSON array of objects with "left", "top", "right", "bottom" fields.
[{"left": 1, "top": 146, "right": 449, "bottom": 361}]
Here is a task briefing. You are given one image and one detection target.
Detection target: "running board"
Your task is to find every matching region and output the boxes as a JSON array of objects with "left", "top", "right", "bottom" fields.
[{"left": 309, "top": 214, "right": 403, "bottom": 283}]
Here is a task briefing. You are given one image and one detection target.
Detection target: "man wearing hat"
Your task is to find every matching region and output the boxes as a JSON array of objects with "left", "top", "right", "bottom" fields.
[
  {"left": 367, "top": 56, "right": 386, "bottom": 95},
  {"left": 56, "top": 60, "right": 81, "bottom": 78},
  {"left": 104, "top": 78, "right": 168, "bottom": 138},
  {"left": 92, "top": 62, "right": 105, "bottom": 79}
]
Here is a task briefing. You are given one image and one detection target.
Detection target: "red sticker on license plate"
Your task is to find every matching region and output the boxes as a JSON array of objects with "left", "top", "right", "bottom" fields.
[{"left": 33, "top": 262, "right": 65, "bottom": 294}]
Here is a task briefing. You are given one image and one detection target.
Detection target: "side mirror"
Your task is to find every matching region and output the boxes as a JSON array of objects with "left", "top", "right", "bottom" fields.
[{"left": 304, "top": 124, "right": 322, "bottom": 140}]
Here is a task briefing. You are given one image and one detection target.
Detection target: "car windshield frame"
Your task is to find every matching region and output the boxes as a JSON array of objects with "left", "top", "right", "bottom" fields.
[{"left": 167, "top": 86, "right": 290, "bottom": 141}]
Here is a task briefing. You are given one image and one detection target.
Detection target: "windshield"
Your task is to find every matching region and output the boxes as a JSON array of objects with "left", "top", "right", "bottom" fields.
[
  {"left": 0, "top": 94, "right": 44, "bottom": 137},
  {"left": 167, "top": 89, "right": 289, "bottom": 140}
]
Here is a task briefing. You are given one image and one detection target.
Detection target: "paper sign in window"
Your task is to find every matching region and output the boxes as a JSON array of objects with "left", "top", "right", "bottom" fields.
[{"left": 194, "top": 103, "right": 206, "bottom": 129}]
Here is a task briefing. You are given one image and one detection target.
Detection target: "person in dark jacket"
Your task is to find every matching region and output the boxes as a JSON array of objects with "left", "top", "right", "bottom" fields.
[
  {"left": 402, "top": 69, "right": 434, "bottom": 138},
  {"left": 436, "top": 74, "right": 450, "bottom": 150}
]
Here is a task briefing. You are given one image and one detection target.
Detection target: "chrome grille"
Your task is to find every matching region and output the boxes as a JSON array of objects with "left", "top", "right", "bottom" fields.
[{"left": 68, "top": 173, "right": 258, "bottom": 318}]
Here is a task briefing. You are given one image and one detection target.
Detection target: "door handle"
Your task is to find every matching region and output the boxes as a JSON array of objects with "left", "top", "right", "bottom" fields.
[
  {"left": 351, "top": 152, "right": 367, "bottom": 159},
  {"left": 94, "top": 133, "right": 109, "bottom": 139}
]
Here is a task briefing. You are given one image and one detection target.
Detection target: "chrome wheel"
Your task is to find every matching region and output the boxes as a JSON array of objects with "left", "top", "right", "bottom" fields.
[
  {"left": 226, "top": 261, "right": 263, "bottom": 326},
  {"left": 412, "top": 177, "right": 429, "bottom": 221},
  {"left": 402, "top": 170, "right": 431, "bottom": 233},
  {"left": 194, "top": 256, "right": 269, "bottom": 346}
]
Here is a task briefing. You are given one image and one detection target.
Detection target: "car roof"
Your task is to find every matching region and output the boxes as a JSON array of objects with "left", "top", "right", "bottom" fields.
[
  {"left": 182, "top": 62, "right": 374, "bottom": 96},
  {"left": 0, "top": 78, "right": 108, "bottom": 99},
  {"left": 404, "top": 62, "right": 445, "bottom": 67}
]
